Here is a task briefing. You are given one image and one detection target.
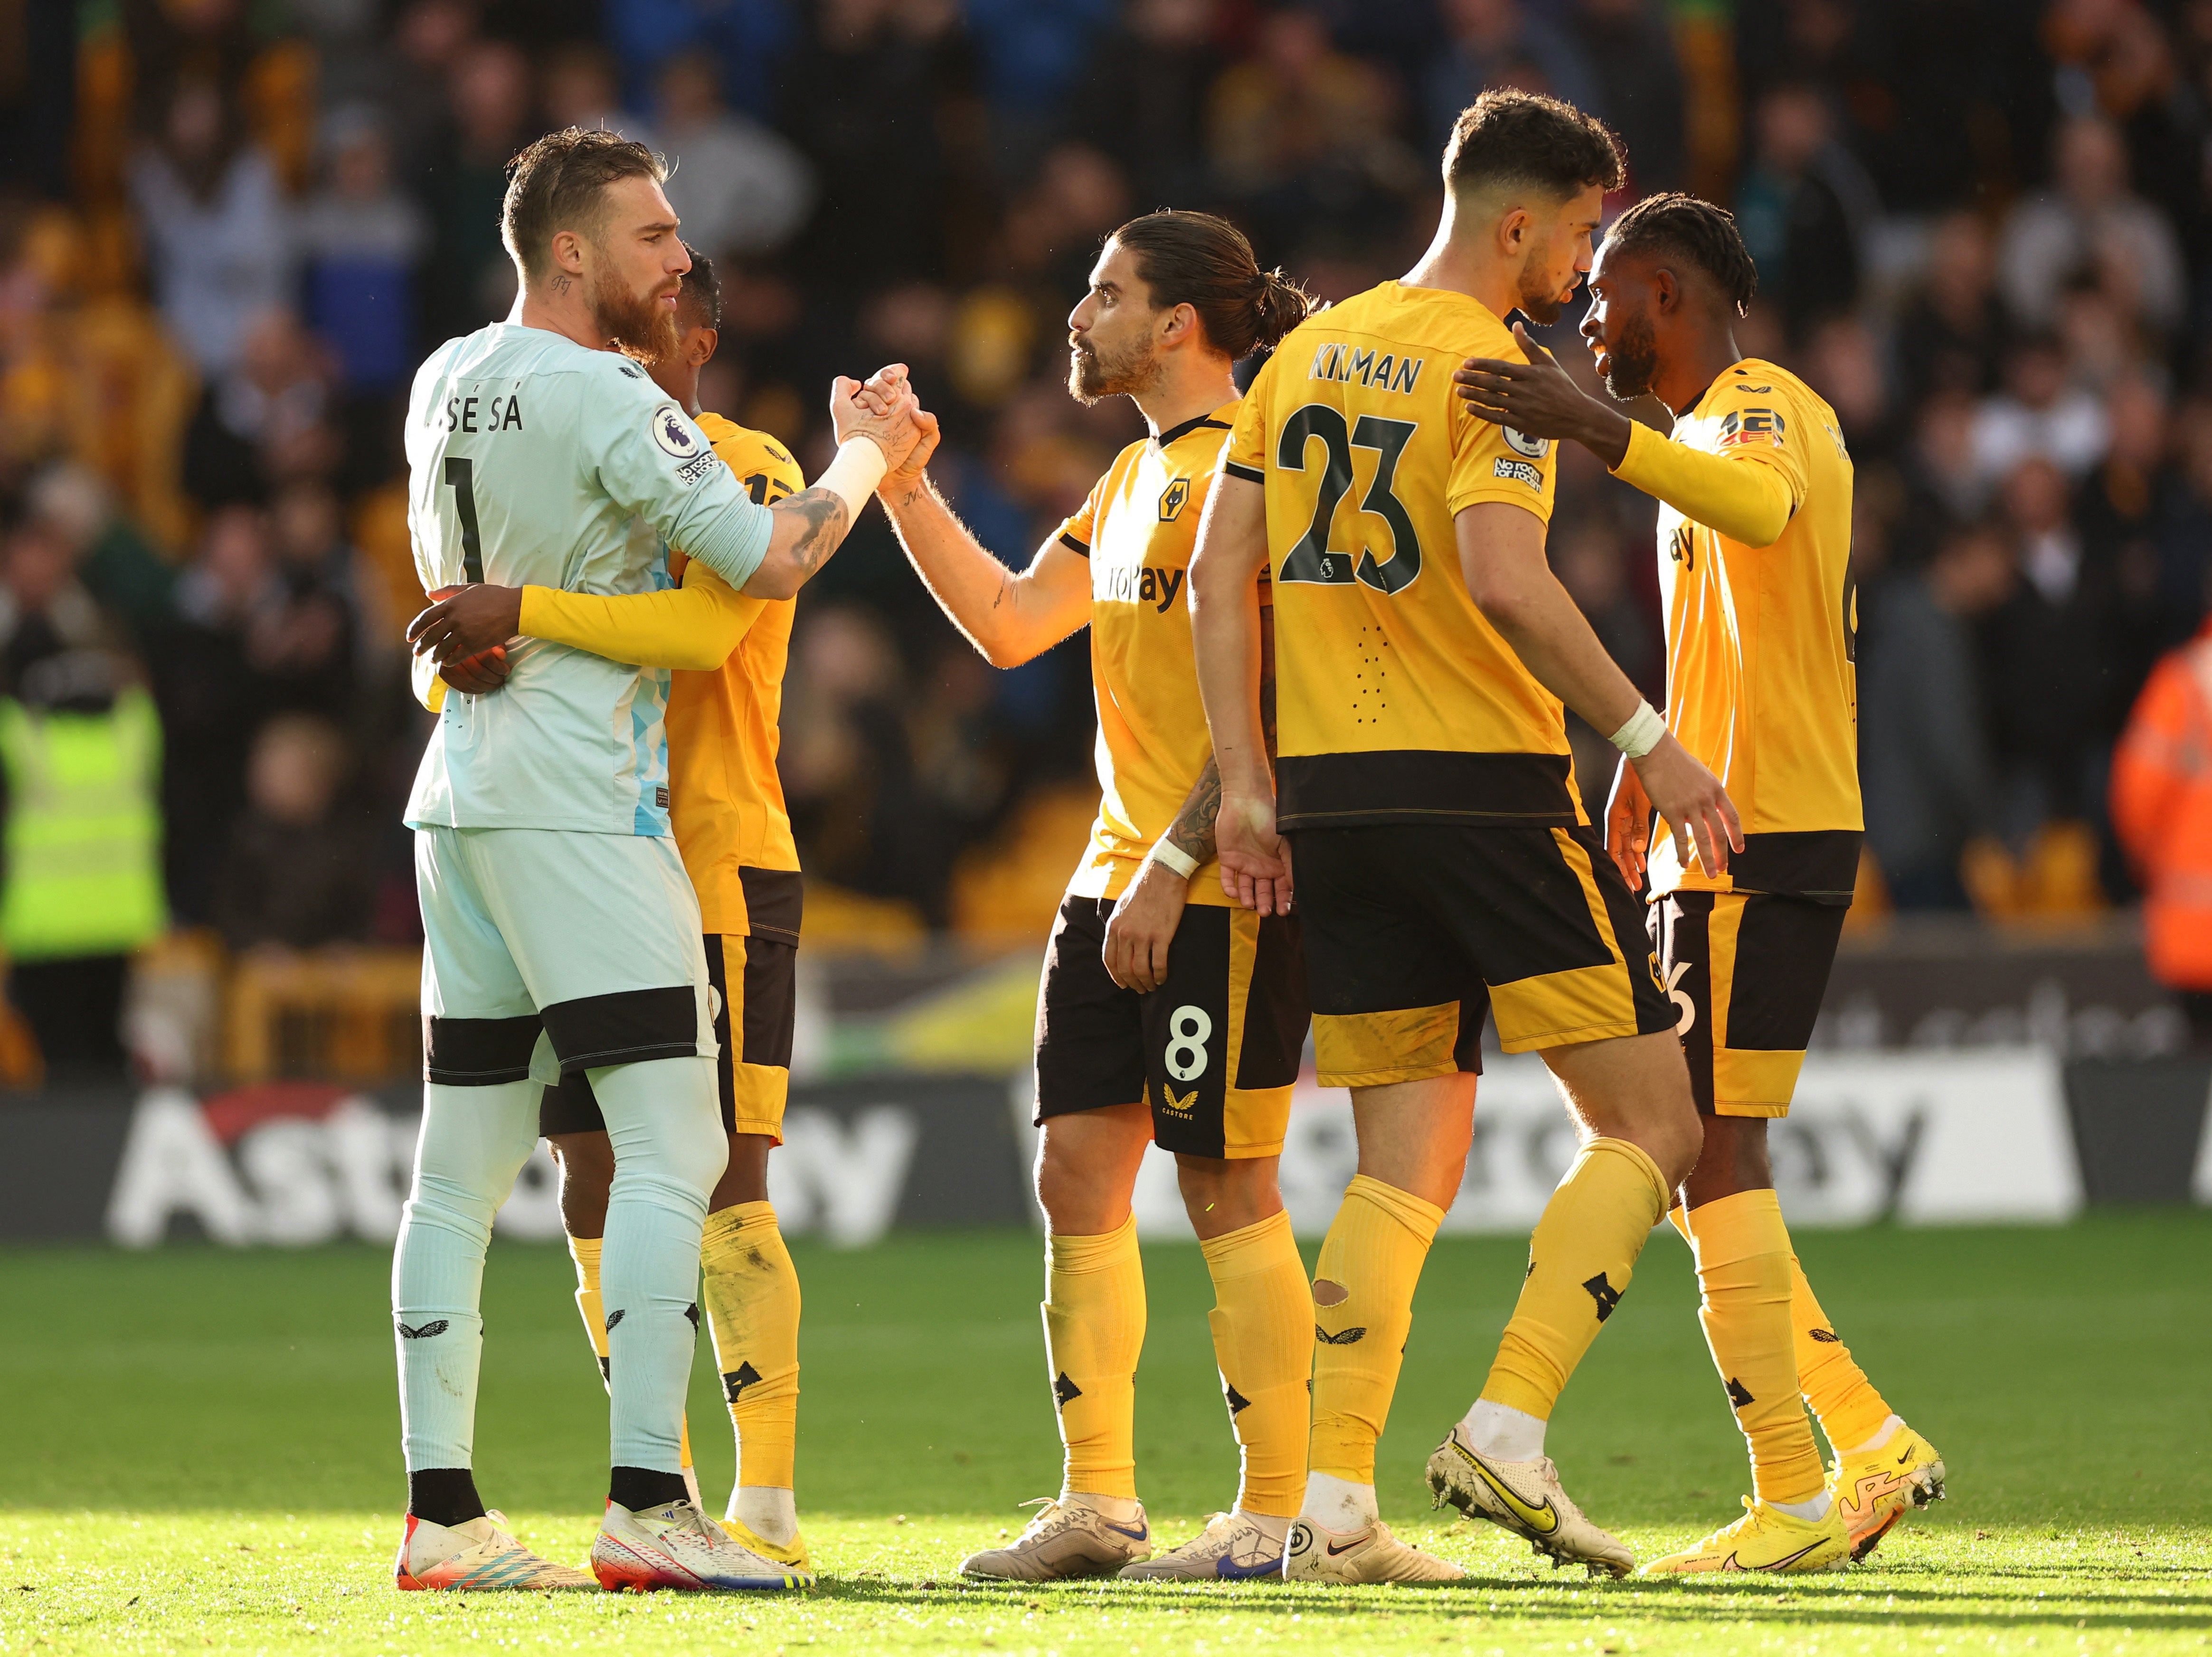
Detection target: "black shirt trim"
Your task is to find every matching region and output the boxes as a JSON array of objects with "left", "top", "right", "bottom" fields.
[
  {"left": 737, "top": 866, "right": 804, "bottom": 945},
  {"left": 1157, "top": 413, "right": 1233, "bottom": 448},
  {"left": 1059, "top": 531, "right": 1089, "bottom": 557},
  {"left": 1277, "top": 750, "right": 1578, "bottom": 830},
  {"left": 1718, "top": 829, "right": 1863, "bottom": 905},
  {"left": 1221, "top": 460, "right": 1264, "bottom": 484}
]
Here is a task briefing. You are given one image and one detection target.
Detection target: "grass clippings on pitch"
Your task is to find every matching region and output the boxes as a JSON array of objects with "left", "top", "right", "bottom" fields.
[{"left": 3, "top": 1212, "right": 2209, "bottom": 1654}]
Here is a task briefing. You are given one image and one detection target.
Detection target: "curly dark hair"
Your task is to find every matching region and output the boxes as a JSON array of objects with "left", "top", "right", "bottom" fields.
[
  {"left": 1110, "top": 210, "right": 1316, "bottom": 359},
  {"left": 678, "top": 244, "right": 722, "bottom": 330},
  {"left": 1443, "top": 88, "right": 1625, "bottom": 201},
  {"left": 1604, "top": 192, "right": 1760, "bottom": 316},
  {"left": 501, "top": 126, "right": 667, "bottom": 282}
]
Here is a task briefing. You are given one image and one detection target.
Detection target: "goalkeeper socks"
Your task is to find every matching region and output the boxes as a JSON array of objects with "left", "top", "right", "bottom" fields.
[
  {"left": 1199, "top": 1208, "right": 1312, "bottom": 1519},
  {"left": 590, "top": 1056, "right": 726, "bottom": 1480},
  {"left": 1787, "top": 1253, "right": 1895, "bottom": 1453},
  {"left": 1677, "top": 1190, "right": 1828, "bottom": 1506},
  {"left": 1307, "top": 1174, "right": 1443, "bottom": 1486},
  {"left": 393, "top": 1079, "right": 539, "bottom": 1476},
  {"left": 700, "top": 1198, "right": 803, "bottom": 1500},
  {"left": 1477, "top": 1137, "right": 1669, "bottom": 1421},
  {"left": 1042, "top": 1213, "right": 1146, "bottom": 1501},
  {"left": 568, "top": 1231, "right": 697, "bottom": 1476}
]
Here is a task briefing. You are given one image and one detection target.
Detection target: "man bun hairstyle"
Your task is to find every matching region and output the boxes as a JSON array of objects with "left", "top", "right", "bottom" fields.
[
  {"left": 1605, "top": 191, "right": 1759, "bottom": 316},
  {"left": 1444, "top": 88, "right": 1625, "bottom": 202},
  {"left": 1110, "top": 209, "right": 1315, "bottom": 360},
  {"left": 679, "top": 243, "right": 722, "bottom": 330},
  {"left": 502, "top": 126, "right": 667, "bottom": 282}
]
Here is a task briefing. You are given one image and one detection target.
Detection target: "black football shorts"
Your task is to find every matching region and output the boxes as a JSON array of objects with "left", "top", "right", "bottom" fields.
[
  {"left": 1032, "top": 893, "right": 1309, "bottom": 1158},
  {"left": 1289, "top": 820, "right": 1676, "bottom": 1087}
]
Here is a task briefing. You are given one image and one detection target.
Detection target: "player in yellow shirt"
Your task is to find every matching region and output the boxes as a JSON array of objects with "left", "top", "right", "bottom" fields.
[
  {"left": 859, "top": 211, "right": 1319, "bottom": 1583},
  {"left": 1452, "top": 191, "right": 1944, "bottom": 1572},
  {"left": 408, "top": 251, "right": 834, "bottom": 1574},
  {"left": 1190, "top": 90, "right": 1739, "bottom": 1583}
]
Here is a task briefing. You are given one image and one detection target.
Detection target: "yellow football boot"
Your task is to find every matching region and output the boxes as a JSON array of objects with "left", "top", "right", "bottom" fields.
[
  {"left": 1830, "top": 1419, "right": 1946, "bottom": 1561},
  {"left": 721, "top": 1516, "right": 813, "bottom": 1576},
  {"left": 1642, "top": 1497, "right": 1853, "bottom": 1575}
]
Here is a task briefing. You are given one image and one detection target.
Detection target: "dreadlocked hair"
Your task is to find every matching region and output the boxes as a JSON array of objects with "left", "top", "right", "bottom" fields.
[{"left": 1605, "top": 192, "right": 1759, "bottom": 316}]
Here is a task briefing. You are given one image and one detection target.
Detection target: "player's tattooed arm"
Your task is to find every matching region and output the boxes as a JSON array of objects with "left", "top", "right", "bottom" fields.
[
  {"left": 761, "top": 487, "right": 851, "bottom": 582},
  {"left": 1155, "top": 590, "right": 1274, "bottom": 870}
]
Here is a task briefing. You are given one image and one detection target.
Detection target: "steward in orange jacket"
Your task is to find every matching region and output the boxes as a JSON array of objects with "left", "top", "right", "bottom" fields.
[{"left": 2111, "top": 615, "right": 2212, "bottom": 1040}]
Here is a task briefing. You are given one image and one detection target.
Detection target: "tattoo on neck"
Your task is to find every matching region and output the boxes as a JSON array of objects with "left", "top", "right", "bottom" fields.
[{"left": 550, "top": 274, "right": 573, "bottom": 295}]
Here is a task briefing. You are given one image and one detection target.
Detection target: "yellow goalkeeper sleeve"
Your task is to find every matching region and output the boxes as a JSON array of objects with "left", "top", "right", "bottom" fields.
[
  {"left": 518, "top": 558, "right": 767, "bottom": 672},
  {"left": 1611, "top": 420, "right": 1798, "bottom": 549}
]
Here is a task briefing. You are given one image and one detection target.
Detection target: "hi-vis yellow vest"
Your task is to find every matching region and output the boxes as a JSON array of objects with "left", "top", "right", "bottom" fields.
[{"left": 0, "top": 687, "right": 166, "bottom": 960}]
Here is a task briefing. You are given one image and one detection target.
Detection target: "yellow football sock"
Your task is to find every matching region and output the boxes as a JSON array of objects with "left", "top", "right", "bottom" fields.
[
  {"left": 569, "top": 1232, "right": 695, "bottom": 1472},
  {"left": 1788, "top": 1252, "right": 1894, "bottom": 1453},
  {"left": 1198, "top": 1208, "right": 1313, "bottom": 1518},
  {"left": 700, "top": 1200, "right": 802, "bottom": 1491},
  {"left": 1676, "top": 1190, "right": 1827, "bottom": 1505},
  {"left": 1043, "top": 1213, "right": 1146, "bottom": 1500},
  {"left": 1480, "top": 1137, "right": 1670, "bottom": 1420},
  {"left": 1308, "top": 1174, "right": 1444, "bottom": 1485}
]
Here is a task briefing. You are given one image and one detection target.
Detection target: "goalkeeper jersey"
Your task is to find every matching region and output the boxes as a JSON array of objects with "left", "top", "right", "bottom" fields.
[{"left": 401, "top": 322, "right": 775, "bottom": 838}]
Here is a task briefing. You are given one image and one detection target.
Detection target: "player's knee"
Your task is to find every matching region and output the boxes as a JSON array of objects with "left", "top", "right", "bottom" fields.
[
  {"left": 549, "top": 1132, "right": 614, "bottom": 1237},
  {"left": 711, "top": 1132, "right": 773, "bottom": 1208}
]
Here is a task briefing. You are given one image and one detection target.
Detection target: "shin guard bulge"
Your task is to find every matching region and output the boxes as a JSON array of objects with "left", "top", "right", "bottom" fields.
[
  {"left": 1200, "top": 1209, "right": 1313, "bottom": 1518},
  {"left": 591, "top": 1056, "right": 726, "bottom": 1476},
  {"left": 1480, "top": 1137, "right": 1669, "bottom": 1420},
  {"left": 394, "top": 1080, "right": 541, "bottom": 1473},
  {"left": 1682, "top": 1190, "right": 1827, "bottom": 1504},
  {"left": 1308, "top": 1175, "right": 1444, "bottom": 1486},
  {"left": 1042, "top": 1214, "right": 1146, "bottom": 1500},
  {"left": 701, "top": 1199, "right": 803, "bottom": 1491}
]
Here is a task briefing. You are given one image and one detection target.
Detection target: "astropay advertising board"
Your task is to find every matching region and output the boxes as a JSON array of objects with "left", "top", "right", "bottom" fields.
[{"left": 24, "top": 1047, "right": 2199, "bottom": 1251}]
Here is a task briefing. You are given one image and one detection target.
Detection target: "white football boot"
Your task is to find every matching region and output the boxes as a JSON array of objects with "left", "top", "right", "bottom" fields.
[
  {"left": 1281, "top": 1516, "right": 1466, "bottom": 1583},
  {"left": 394, "top": 1510, "right": 597, "bottom": 1591},
  {"left": 1119, "top": 1511, "right": 1286, "bottom": 1580},
  {"left": 1425, "top": 1424, "right": 1634, "bottom": 1578},
  {"left": 959, "top": 1498, "right": 1153, "bottom": 1581},
  {"left": 592, "top": 1497, "right": 813, "bottom": 1591}
]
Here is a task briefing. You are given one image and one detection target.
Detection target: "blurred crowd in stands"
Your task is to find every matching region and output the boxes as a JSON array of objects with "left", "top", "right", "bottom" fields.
[{"left": 6, "top": 0, "right": 2212, "bottom": 1074}]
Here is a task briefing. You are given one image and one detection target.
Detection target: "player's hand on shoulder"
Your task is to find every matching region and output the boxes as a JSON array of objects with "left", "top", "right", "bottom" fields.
[
  {"left": 1453, "top": 321, "right": 1592, "bottom": 441},
  {"left": 409, "top": 584, "right": 524, "bottom": 667},
  {"left": 1217, "top": 791, "right": 1294, "bottom": 917},
  {"left": 1103, "top": 859, "right": 1190, "bottom": 994},
  {"left": 1628, "top": 731, "right": 1743, "bottom": 877}
]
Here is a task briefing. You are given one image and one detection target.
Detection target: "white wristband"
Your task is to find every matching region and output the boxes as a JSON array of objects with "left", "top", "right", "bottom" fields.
[
  {"left": 817, "top": 437, "right": 889, "bottom": 521},
  {"left": 1608, "top": 699, "right": 1668, "bottom": 759},
  {"left": 1146, "top": 839, "right": 1200, "bottom": 879}
]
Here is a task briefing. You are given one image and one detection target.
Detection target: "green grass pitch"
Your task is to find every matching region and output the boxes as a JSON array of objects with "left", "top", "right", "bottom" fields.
[{"left": 3, "top": 1212, "right": 2209, "bottom": 1654}]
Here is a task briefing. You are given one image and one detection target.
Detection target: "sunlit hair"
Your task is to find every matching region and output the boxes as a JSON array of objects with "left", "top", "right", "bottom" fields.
[
  {"left": 1109, "top": 210, "right": 1315, "bottom": 359},
  {"left": 1605, "top": 192, "right": 1760, "bottom": 317},
  {"left": 501, "top": 127, "right": 667, "bottom": 282}
]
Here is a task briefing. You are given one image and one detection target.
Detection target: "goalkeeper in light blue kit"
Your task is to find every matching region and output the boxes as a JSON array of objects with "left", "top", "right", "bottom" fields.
[{"left": 389, "top": 127, "right": 919, "bottom": 1594}]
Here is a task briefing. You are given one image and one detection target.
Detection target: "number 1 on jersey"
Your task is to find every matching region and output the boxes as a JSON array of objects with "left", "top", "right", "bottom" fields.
[{"left": 444, "top": 456, "right": 484, "bottom": 584}]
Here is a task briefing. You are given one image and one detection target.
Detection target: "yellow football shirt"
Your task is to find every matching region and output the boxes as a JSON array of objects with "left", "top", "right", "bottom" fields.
[
  {"left": 1640, "top": 360, "right": 1862, "bottom": 903},
  {"left": 1057, "top": 405, "right": 1243, "bottom": 906},
  {"left": 664, "top": 412, "right": 805, "bottom": 941},
  {"left": 1223, "top": 280, "right": 1572, "bottom": 829}
]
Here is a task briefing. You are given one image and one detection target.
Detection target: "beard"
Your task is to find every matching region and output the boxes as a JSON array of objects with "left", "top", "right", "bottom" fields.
[
  {"left": 591, "top": 257, "right": 680, "bottom": 366},
  {"left": 1598, "top": 310, "right": 1659, "bottom": 401},
  {"left": 1067, "top": 332, "right": 1162, "bottom": 405},
  {"left": 1515, "top": 259, "right": 1570, "bottom": 327}
]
